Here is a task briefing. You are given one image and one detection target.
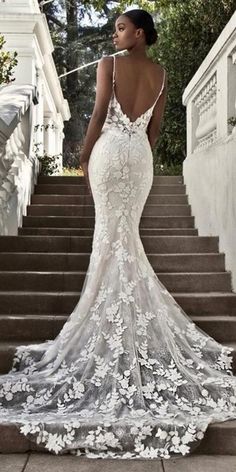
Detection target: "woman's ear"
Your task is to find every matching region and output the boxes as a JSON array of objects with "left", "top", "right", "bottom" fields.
[{"left": 136, "top": 28, "right": 144, "bottom": 40}]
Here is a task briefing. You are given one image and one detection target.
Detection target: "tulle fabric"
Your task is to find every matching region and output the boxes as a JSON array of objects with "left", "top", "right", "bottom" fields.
[{"left": 0, "top": 57, "right": 236, "bottom": 459}]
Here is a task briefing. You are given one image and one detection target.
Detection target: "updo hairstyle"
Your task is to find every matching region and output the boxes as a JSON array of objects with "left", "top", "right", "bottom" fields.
[{"left": 123, "top": 9, "right": 158, "bottom": 46}]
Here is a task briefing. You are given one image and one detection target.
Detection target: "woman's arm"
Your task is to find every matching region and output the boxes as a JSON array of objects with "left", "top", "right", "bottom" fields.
[
  {"left": 80, "top": 56, "right": 113, "bottom": 192},
  {"left": 80, "top": 57, "right": 113, "bottom": 164},
  {"left": 147, "top": 70, "right": 168, "bottom": 151}
]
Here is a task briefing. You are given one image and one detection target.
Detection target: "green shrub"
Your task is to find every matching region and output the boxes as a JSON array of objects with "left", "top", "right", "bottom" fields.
[
  {"left": 38, "top": 152, "right": 62, "bottom": 176},
  {"left": 228, "top": 116, "right": 236, "bottom": 128},
  {"left": 154, "top": 159, "right": 183, "bottom": 176},
  {"left": 0, "top": 35, "right": 17, "bottom": 85}
]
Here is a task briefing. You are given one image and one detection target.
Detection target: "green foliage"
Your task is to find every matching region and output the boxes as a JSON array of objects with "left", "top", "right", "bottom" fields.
[
  {"left": 38, "top": 152, "right": 62, "bottom": 175},
  {"left": 34, "top": 123, "right": 61, "bottom": 175},
  {"left": 41, "top": 1, "right": 117, "bottom": 167},
  {"left": 154, "top": 158, "right": 183, "bottom": 176},
  {"left": 148, "top": 0, "right": 236, "bottom": 167},
  {"left": 42, "top": 0, "right": 236, "bottom": 172},
  {"left": 228, "top": 116, "right": 236, "bottom": 128},
  {"left": 34, "top": 123, "right": 57, "bottom": 132},
  {"left": 0, "top": 35, "right": 18, "bottom": 85}
]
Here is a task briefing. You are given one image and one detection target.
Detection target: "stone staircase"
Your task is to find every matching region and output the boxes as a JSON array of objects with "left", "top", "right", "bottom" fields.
[{"left": 0, "top": 174, "right": 236, "bottom": 454}]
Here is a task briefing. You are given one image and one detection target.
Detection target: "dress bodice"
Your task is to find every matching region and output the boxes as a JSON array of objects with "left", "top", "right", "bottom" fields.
[{"left": 102, "top": 55, "right": 166, "bottom": 136}]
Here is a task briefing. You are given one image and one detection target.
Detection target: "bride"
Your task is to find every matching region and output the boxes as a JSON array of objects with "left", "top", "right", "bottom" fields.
[{"left": 0, "top": 8, "right": 236, "bottom": 460}]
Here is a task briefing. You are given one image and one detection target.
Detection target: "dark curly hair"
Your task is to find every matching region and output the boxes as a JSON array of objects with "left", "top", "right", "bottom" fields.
[{"left": 123, "top": 9, "right": 158, "bottom": 46}]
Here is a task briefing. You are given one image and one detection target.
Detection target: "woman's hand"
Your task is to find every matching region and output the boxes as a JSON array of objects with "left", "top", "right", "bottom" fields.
[{"left": 80, "top": 160, "right": 92, "bottom": 195}]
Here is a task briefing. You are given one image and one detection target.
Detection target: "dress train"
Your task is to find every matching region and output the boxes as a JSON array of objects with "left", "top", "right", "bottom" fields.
[{"left": 0, "top": 56, "right": 236, "bottom": 459}]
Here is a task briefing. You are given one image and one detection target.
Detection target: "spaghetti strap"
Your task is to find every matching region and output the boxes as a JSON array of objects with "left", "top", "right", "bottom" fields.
[
  {"left": 153, "top": 68, "right": 166, "bottom": 108},
  {"left": 160, "top": 68, "right": 166, "bottom": 95},
  {"left": 112, "top": 55, "right": 116, "bottom": 87}
]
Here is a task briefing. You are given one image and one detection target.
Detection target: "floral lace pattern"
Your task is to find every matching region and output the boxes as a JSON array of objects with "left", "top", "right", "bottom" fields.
[
  {"left": 0, "top": 57, "right": 236, "bottom": 460},
  {"left": 103, "top": 93, "right": 157, "bottom": 136}
]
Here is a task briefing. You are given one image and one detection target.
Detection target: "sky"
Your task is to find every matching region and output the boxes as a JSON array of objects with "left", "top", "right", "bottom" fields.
[
  {"left": 80, "top": 3, "right": 140, "bottom": 27},
  {"left": 43, "top": 1, "right": 154, "bottom": 28}
]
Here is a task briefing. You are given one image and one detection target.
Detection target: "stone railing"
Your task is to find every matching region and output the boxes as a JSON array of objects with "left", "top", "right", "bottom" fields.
[
  {"left": 193, "top": 72, "right": 217, "bottom": 152},
  {"left": 0, "top": 84, "right": 38, "bottom": 235},
  {"left": 182, "top": 11, "right": 236, "bottom": 290},
  {"left": 0, "top": 0, "right": 70, "bottom": 235},
  {"left": 0, "top": 0, "right": 70, "bottom": 169}
]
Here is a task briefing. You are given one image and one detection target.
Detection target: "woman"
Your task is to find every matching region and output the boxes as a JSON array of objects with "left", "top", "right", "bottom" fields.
[
  {"left": 0, "top": 9, "right": 236, "bottom": 461},
  {"left": 80, "top": 10, "right": 167, "bottom": 192}
]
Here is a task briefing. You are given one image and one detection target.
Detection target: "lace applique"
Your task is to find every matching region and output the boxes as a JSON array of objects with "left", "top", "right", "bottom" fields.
[{"left": 0, "top": 55, "right": 236, "bottom": 460}]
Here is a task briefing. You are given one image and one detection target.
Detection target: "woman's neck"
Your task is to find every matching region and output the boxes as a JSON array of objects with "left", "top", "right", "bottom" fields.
[{"left": 126, "top": 44, "right": 148, "bottom": 59}]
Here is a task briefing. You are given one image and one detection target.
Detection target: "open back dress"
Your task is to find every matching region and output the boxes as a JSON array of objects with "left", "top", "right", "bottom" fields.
[{"left": 0, "top": 55, "right": 236, "bottom": 460}]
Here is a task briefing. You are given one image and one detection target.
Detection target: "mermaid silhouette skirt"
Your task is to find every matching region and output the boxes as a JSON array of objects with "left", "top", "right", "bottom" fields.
[{"left": 0, "top": 93, "right": 236, "bottom": 460}]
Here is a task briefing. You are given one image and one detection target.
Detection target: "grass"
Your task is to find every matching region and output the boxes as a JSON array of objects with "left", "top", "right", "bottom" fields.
[{"left": 62, "top": 167, "right": 83, "bottom": 176}]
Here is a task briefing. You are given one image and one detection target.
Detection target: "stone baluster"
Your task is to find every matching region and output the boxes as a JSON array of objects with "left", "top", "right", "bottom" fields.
[{"left": 193, "top": 73, "right": 217, "bottom": 152}]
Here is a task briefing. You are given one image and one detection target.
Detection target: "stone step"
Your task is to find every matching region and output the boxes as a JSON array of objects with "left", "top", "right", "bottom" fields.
[
  {"left": 174, "top": 292, "right": 236, "bottom": 316},
  {"left": 195, "top": 419, "right": 236, "bottom": 455},
  {"left": 0, "top": 340, "right": 43, "bottom": 376},
  {"left": 22, "top": 215, "right": 195, "bottom": 228},
  {"left": 0, "top": 314, "right": 236, "bottom": 344},
  {"left": 31, "top": 193, "right": 189, "bottom": 205},
  {"left": 0, "top": 315, "right": 66, "bottom": 342},
  {"left": 0, "top": 418, "right": 236, "bottom": 454},
  {"left": 35, "top": 184, "right": 187, "bottom": 195},
  {"left": 27, "top": 204, "right": 192, "bottom": 217},
  {"left": 0, "top": 252, "right": 226, "bottom": 272},
  {"left": 0, "top": 291, "right": 235, "bottom": 315},
  {"left": 1, "top": 173, "right": 236, "bottom": 457},
  {"left": 149, "top": 253, "right": 226, "bottom": 272},
  {"left": 0, "top": 271, "right": 231, "bottom": 293},
  {"left": 37, "top": 175, "right": 184, "bottom": 185},
  {"left": 18, "top": 227, "right": 199, "bottom": 236},
  {"left": 0, "top": 235, "right": 219, "bottom": 253},
  {"left": 191, "top": 315, "right": 236, "bottom": 343}
]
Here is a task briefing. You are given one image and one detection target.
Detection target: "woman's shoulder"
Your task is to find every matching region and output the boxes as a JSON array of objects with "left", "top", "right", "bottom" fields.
[
  {"left": 98, "top": 55, "right": 116, "bottom": 68},
  {"left": 144, "top": 60, "right": 167, "bottom": 90},
  {"left": 98, "top": 55, "right": 113, "bottom": 63},
  {"left": 150, "top": 60, "right": 166, "bottom": 74},
  {"left": 115, "top": 55, "right": 166, "bottom": 71},
  {"left": 97, "top": 56, "right": 114, "bottom": 77},
  {"left": 152, "top": 62, "right": 167, "bottom": 85},
  {"left": 97, "top": 55, "right": 167, "bottom": 81}
]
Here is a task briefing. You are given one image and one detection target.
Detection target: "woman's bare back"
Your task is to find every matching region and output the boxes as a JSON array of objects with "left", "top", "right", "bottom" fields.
[{"left": 112, "top": 55, "right": 165, "bottom": 123}]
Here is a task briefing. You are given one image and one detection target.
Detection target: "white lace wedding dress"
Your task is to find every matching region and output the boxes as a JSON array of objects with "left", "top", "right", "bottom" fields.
[{"left": 1, "top": 55, "right": 236, "bottom": 460}]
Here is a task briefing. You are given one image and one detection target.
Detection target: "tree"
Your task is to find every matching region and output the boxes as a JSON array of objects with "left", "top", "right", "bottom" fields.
[
  {"left": 0, "top": 35, "right": 17, "bottom": 85},
  {"left": 40, "top": 1, "right": 117, "bottom": 167},
  {"left": 148, "top": 0, "right": 236, "bottom": 167},
  {"left": 114, "top": 0, "right": 236, "bottom": 169},
  {"left": 40, "top": 0, "right": 236, "bottom": 171}
]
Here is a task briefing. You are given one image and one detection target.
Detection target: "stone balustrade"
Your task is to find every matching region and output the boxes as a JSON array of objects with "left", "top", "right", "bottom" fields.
[
  {"left": 0, "top": 85, "right": 38, "bottom": 234},
  {"left": 193, "top": 72, "right": 217, "bottom": 151},
  {"left": 183, "top": 11, "right": 236, "bottom": 290},
  {"left": 0, "top": 0, "right": 70, "bottom": 235}
]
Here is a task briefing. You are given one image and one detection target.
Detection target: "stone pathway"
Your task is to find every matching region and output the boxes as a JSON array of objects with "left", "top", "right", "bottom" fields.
[{"left": 1, "top": 453, "right": 236, "bottom": 472}]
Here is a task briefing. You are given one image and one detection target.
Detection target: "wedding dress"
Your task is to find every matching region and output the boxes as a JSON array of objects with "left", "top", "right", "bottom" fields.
[{"left": 1, "top": 55, "right": 236, "bottom": 460}]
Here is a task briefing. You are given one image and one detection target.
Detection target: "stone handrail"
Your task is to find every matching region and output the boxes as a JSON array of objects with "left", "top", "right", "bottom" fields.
[
  {"left": 0, "top": 84, "right": 38, "bottom": 235},
  {"left": 0, "top": 0, "right": 70, "bottom": 172},
  {"left": 0, "top": 0, "right": 70, "bottom": 235},
  {"left": 182, "top": 11, "right": 236, "bottom": 291},
  {"left": 183, "top": 11, "right": 236, "bottom": 153}
]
